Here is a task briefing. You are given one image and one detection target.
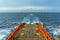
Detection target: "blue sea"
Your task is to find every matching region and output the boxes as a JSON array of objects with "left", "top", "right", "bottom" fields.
[{"left": 0, "top": 12, "right": 60, "bottom": 40}]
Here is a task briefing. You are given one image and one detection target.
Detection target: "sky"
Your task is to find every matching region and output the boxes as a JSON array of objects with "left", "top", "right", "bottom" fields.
[{"left": 0, "top": 0, "right": 60, "bottom": 12}]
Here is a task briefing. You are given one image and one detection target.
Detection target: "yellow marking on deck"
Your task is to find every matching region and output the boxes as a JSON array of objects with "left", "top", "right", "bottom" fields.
[
  {"left": 20, "top": 32, "right": 24, "bottom": 36},
  {"left": 36, "top": 32, "right": 40, "bottom": 36}
]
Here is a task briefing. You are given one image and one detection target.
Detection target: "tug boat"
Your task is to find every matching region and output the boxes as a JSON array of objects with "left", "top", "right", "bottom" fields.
[{"left": 6, "top": 14, "right": 53, "bottom": 40}]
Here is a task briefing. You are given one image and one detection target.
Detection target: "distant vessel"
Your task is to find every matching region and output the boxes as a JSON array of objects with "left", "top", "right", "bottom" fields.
[{"left": 6, "top": 14, "right": 52, "bottom": 40}]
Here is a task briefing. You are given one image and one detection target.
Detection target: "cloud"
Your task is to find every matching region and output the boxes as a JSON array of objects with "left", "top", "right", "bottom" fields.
[
  {"left": 0, "top": 6, "right": 50, "bottom": 10},
  {"left": 0, "top": 6, "right": 59, "bottom": 12}
]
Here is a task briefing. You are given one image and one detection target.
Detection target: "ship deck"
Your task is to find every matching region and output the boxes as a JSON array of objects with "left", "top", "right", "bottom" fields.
[{"left": 11, "top": 24, "right": 46, "bottom": 40}]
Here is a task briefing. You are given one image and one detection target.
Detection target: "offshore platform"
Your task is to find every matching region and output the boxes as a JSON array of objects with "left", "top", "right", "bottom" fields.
[{"left": 6, "top": 14, "right": 52, "bottom": 40}]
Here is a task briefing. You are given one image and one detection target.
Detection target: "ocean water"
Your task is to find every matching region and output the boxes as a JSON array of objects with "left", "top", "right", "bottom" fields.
[{"left": 0, "top": 12, "right": 60, "bottom": 40}]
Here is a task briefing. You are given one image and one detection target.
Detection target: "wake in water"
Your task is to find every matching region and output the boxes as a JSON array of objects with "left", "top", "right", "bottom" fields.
[{"left": 0, "top": 14, "right": 60, "bottom": 40}]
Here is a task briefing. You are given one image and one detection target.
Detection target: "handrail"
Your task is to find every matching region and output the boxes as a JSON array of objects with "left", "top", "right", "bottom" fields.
[
  {"left": 36, "top": 23, "right": 53, "bottom": 40},
  {"left": 6, "top": 23, "right": 25, "bottom": 40}
]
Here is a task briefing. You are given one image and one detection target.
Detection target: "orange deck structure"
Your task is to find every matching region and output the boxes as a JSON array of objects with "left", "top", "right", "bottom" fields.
[
  {"left": 6, "top": 23, "right": 53, "bottom": 40},
  {"left": 37, "top": 23, "right": 52, "bottom": 40}
]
